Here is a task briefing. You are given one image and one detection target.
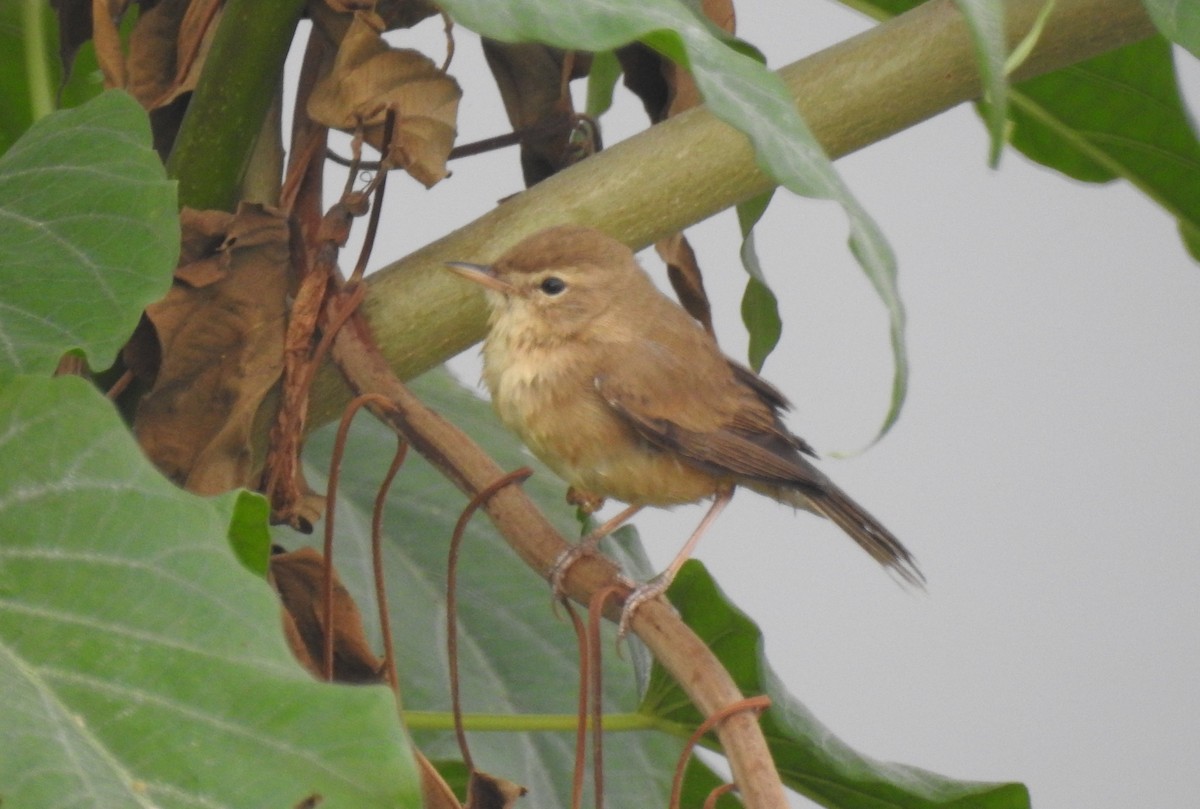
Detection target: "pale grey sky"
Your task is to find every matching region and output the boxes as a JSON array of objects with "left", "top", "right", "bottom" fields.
[{"left": 314, "top": 4, "right": 1200, "bottom": 806}]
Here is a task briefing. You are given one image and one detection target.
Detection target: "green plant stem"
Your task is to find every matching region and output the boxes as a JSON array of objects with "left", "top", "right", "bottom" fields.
[
  {"left": 402, "top": 710, "right": 679, "bottom": 734},
  {"left": 306, "top": 0, "right": 1155, "bottom": 427},
  {"left": 21, "top": 0, "right": 54, "bottom": 121},
  {"left": 166, "top": 0, "right": 306, "bottom": 210}
]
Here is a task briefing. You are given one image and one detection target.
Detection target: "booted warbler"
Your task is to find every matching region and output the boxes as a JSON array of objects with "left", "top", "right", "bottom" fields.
[{"left": 447, "top": 226, "right": 922, "bottom": 626}]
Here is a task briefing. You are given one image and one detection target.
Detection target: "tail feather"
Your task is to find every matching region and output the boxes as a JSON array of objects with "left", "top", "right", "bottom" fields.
[{"left": 752, "top": 481, "right": 925, "bottom": 588}]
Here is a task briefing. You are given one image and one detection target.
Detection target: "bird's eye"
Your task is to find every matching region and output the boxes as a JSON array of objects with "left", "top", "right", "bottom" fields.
[{"left": 539, "top": 276, "right": 566, "bottom": 295}]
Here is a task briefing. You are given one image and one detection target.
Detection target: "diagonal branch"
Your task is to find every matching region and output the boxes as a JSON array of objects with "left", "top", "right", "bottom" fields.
[
  {"left": 305, "top": 0, "right": 1155, "bottom": 427},
  {"left": 329, "top": 306, "right": 791, "bottom": 809}
]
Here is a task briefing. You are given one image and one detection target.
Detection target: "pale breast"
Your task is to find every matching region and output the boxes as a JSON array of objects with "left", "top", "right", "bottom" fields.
[{"left": 482, "top": 330, "right": 722, "bottom": 507}]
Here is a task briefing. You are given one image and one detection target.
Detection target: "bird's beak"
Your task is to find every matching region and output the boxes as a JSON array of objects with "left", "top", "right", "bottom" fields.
[{"left": 445, "top": 261, "right": 515, "bottom": 295}]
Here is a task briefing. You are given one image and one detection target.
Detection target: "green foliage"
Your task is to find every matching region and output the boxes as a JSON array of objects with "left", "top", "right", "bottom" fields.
[
  {"left": 0, "top": 98, "right": 417, "bottom": 808},
  {"left": 0, "top": 91, "right": 177, "bottom": 377},
  {"left": 165, "top": 0, "right": 307, "bottom": 210},
  {"left": 952, "top": 0, "right": 1009, "bottom": 165},
  {"left": 0, "top": 0, "right": 106, "bottom": 153},
  {"left": 1007, "top": 36, "right": 1200, "bottom": 260},
  {"left": 2, "top": 2, "right": 1195, "bottom": 807},
  {"left": 0, "top": 376, "right": 419, "bottom": 809},
  {"left": 227, "top": 490, "right": 273, "bottom": 577},
  {"left": 737, "top": 191, "right": 782, "bottom": 373},
  {"left": 840, "top": 0, "right": 1200, "bottom": 263}
]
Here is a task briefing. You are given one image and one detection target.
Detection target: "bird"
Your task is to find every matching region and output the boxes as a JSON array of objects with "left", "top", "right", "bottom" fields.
[{"left": 446, "top": 225, "right": 922, "bottom": 632}]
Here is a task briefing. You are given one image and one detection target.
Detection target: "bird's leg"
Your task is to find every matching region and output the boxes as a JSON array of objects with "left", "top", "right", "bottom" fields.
[
  {"left": 618, "top": 487, "right": 734, "bottom": 638},
  {"left": 550, "top": 502, "right": 644, "bottom": 597}
]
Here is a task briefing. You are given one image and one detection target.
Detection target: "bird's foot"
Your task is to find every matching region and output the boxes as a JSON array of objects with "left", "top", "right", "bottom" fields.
[
  {"left": 549, "top": 539, "right": 601, "bottom": 602},
  {"left": 617, "top": 575, "right": 673, "bottom": 640}
]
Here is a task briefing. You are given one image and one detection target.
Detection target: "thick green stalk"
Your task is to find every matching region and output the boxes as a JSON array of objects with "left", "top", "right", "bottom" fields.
[
  {"left": 166, "top": 0, "right": 306, "bottom": 210},
  {"left": 21, "top": 0, "right": 54, "bottom": 121},
  {"left": 402, "top": 710, "right": 672, "bottom": 734},
  {"left": 307, "top": 0, "right": 1156, "bottom": 426}
]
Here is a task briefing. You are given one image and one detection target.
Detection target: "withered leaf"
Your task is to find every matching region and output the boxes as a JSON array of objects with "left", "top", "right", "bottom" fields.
[
  {"left": 127, "top": 0, "right": 222, "bottom": 109},
  {"left": 623, "top": 0, "right": 732, "bottom": 333},
  {"left": 271, "top": 546, "right": 385, "bottom": 684},
  {"left": 323, "top": 0, "right": 441, "bottom": 30},
  {"left": 90, "top": 0, "right": 129, "bottom": 89},
  {"left": 617, "top": 0, "right": 735, "bottom": 121},
  {"left": 308, "top": 11, "right": 461, "bottom": 187},
  {"left": 656, "top": 232, "right": 714, "bottom": 335},
  {"left": 467, "top": 771, "right": 527, "bottom": 809},
  {"left": 133, "top": 204, "right": 290, "bottom": 495},
  {"left": 417, "top": 751, "right": 465, "bottom": 809},
  {"left": 481, "top": 40, "right": 593, "bottom": 187}
]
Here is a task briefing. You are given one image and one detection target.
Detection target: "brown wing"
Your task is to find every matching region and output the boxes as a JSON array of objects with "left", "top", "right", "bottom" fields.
[
  {"left": 595, "top": 331, "right": 924, "bottom": 588},
  {"left": 593, "top": 335, "right": 826, "bottom": 491}
]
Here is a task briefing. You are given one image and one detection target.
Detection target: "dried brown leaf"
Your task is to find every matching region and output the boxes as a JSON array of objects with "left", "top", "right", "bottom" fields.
[
  {"left": 271, "top": 546, "right": 385, "bottom": 683},
  {"left": 617, "top": 0, "right": 735, "bottom": 121},
  {"left": 621, "top": 2, "right": 732, "bottom": 333},
  {"left": 416, "top": 751, "right": 465, "bottom": 809},
  {"left": 656, "top": 232, "right": 714, "bottom": 334},
  {"left": 324, "top": 0, "right": 440, "bottom": 30},
  {"left": 466, "top": 771, "right": 527, "bottom": 809},
  {"left": 127, "top": 0, "right": 222, "bottom": 109},
  {"left": 91, "top": 0, "right": 128, "bottom": 88},
  {"left": 133, "top": 204, "right": 290, "bottom": 495},
  {"left": 307, "top": 11, "right": 461, "bottom": 187},
  {"left": 481, "top": 40, "right": 592, "bottom": 186}
]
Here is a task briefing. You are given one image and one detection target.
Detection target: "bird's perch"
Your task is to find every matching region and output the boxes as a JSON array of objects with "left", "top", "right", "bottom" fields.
[{"left": 308, "top": 0, "right": 1156, "bottom": 425}]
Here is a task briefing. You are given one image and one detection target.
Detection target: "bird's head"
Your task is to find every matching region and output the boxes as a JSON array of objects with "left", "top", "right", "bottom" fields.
[{"left": 446, "top": 225, "right": 647, "bottom": 341}]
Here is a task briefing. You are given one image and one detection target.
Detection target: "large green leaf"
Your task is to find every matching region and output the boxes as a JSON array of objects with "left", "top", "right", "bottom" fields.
[
  {"left": 1007, "top": 36, "right": 1200, "bottom": 260},
  {"left": 641, "top": 563, "right": 1031, "bottom": 809},
  {"left": 0, "top": 90, "right": 178, "bottom": 377},
  {"left": 0, "top": 376, "right": 419, "bottom": 809},
  {"left": 437, "top": 0, "right": 910, "bottom": 440},
  {"left": 287, "top": 368, "right": 681, "bottom": 808},
  {"left": 839, "top": 0, "right": 1200, "bottom": 263}
]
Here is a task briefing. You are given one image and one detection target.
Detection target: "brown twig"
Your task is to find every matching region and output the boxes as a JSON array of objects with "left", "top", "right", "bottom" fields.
[
  {"left": 284, "top": 27, "right": 331, "bottom": 240},
  {"left": 560, "top": 50, "right": 577, "bottom": 101},
  {"left": 280, "top": 126, "right": 328, "bottom": 214},
  {"left": 325, "top": 113, "right": 597, "bottom": 171},
  {"left": 105, "top": 369, "right": 135, "bottom": 401},
  {"left": 327, "top": 318, "right": 789, "bottom": 809},
  {"left": 263, "top": 117, "right": 378, "bottom": 526},
  {"left": 669, "top": 695, "right": 772, "bottom": 809},
  {"left": 561, "top": 599, "right": 590, "bottom": 809},
  {"left": 587, "top": 585, "right": 624, "bottom": 809},
  {"left": 439, "top": 10, "right": 456, "bottom": 73},
  {"left": 372, "top": 438, "right": 409, "bottom": 697},
  {"left": 349, "top": 110, "right": 396, "bottom": 285},
  {"left": 322, "top": 393, "right": 397, "bottom": 680},
  {"left": 704, "top": 783, "right": 739, "bottom": 809},
  {"left": 445, "top": 467, "right": 534, "bottom": 772}
]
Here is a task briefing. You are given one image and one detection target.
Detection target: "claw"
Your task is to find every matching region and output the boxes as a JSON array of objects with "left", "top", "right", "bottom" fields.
[
  {"left": 616, "top": 576, "right": 672, "bottom": 640},
  {"left": 550, "top": 541, "right": 599, "bottom": 602}
]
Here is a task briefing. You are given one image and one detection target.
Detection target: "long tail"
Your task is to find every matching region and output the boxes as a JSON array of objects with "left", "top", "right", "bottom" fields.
[{"left": 753, "top": 481, "right": 925, "bottom": 588}]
